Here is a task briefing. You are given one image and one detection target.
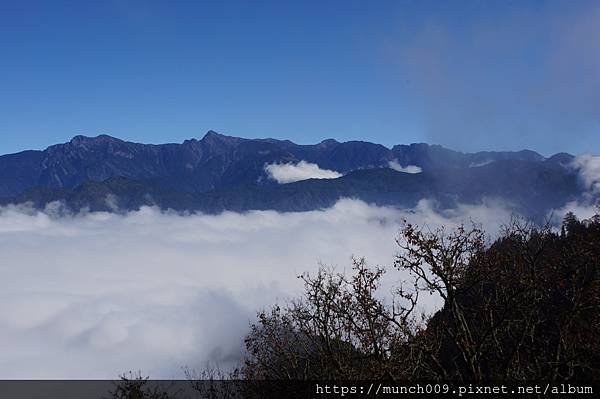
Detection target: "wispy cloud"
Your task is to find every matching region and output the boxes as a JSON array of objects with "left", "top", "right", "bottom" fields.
[
  {"left": 547, "top": 154, "right": 600, "bottom": 223},
  {"left": 388, "top": 160, "right": 422, "bottom": 174},
  {"left": 264, "top": 161, "right": 342, "bottom": 183},
  {"left": 572, "top": 154, "right": 600, "bottom": 194}
]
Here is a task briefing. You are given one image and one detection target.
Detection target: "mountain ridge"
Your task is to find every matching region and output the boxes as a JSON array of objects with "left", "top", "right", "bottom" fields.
[
  {"left": 0, "top": 131, "right": 583, "bottom": 220},
  {"left": 0, "top": 131, "right": 555, "bottom": 196},
  {"left": 3, "top": 130, "right": 550, "bottom": 159}
]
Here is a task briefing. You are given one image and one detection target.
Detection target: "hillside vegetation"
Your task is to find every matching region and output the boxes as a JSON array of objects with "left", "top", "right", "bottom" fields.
[{"left": 240, "top": 212, "right": 599, "bottom": 382}]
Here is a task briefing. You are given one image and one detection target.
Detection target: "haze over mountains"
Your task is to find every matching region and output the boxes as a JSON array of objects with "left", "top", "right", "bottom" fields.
[{"left": 0, "top": 131, "right": 587, "bottom": 220}]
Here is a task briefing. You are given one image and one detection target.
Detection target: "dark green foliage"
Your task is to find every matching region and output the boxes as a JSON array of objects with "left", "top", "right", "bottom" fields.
[{"left": 106, "top": 374, "right": 174, "bottom": 399}]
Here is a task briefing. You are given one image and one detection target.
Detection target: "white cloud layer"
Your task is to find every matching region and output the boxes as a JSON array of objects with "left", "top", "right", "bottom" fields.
[
  {"left": 572, "top": 154, "right": 600, "bottom": 194},
  {"left": 549, "top": 200, "right": 599, "bottom": 225},
  {"left": 547, "top": 154, "right": 600, "bottom": 223},
  {"left": 388, "top": 160, "right": 422, "bottom": 174},
  {"left": 264, "top": 161, "right": 342, "bottom": 183},
  {"left": 0, "top": 198, "right": 571, "bottom": 378}
]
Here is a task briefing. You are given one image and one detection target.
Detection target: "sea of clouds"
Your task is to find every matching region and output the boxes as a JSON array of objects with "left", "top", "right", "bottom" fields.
[
  {"left": 0, "top": 199, "right": 518, "bottom": 378},
  {"left": 0, "top": 155, "right": 598, "bottom": 378}
]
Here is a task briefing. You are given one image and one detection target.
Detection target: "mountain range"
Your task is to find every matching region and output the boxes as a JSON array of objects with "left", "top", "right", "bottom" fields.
[{"left": 0, "top": 131, "right": 584, "bottom": 220}]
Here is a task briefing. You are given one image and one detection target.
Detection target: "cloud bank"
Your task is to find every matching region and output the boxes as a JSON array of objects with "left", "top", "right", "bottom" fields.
[
  {"left": 388, "top": 160, "right": 422, "bottom": 174},
  {"left": 572, "top": 154, "right": 600, "bottom": 194},
  {"left": 0, "top": 198, "right": 520, "bottom": 378},
  {"left": 264, "top": 161, "right": 342, "bottom": 183},
  {"left": 549, "top": 154, "right": 600, "bottom": 223}
]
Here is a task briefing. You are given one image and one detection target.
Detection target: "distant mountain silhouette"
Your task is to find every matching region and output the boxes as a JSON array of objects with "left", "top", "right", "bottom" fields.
[{"left": 0, "top": 131, "right": 584, "bottom": 220}]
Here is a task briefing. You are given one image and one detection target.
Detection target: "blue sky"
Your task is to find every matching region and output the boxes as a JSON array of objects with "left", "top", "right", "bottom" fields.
[{"left": 0, "top": 0, "right": 598, "bottom": 155}]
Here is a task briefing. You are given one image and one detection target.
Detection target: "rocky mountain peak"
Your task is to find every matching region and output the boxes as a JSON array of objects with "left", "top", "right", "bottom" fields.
[
  {"left": 318, "top": 138, "right": 339, "bottom": 148},
  {"left": 70, "top": 134, "right": 122, "bottom": 146}
]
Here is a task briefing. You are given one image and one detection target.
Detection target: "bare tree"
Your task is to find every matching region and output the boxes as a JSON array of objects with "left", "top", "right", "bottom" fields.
[{"left": 241, "top": 258, "right": 421, "bottom": 380}]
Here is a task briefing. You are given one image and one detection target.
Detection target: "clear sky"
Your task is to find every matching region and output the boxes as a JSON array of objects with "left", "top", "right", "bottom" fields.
[{"left": 0, "top": 0, "right": 598, "bottom": 156}]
